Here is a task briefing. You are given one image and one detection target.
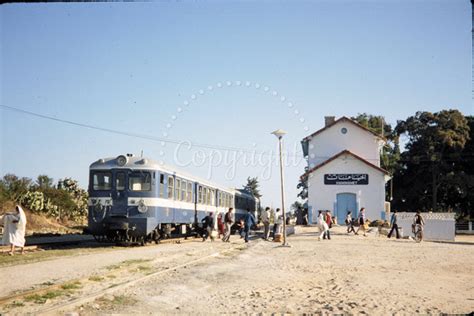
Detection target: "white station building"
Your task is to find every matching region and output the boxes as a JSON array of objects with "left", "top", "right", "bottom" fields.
[{"left": 301, "top": 116, "right": 391, "bottom": 224}]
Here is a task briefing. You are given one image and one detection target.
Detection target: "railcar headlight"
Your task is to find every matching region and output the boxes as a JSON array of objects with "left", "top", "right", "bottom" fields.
[
  {"left": 116, "top": 155, "right": 128, "bottom": 166},
  {"left": 137, "top": 199, "right": 148, "bottom": 213}
]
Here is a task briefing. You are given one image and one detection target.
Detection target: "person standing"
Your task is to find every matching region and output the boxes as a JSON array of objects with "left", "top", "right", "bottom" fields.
[
  {"left": 243, "top": 209, "right": 256, "bottom": 243},
  {"left": 323, "top": 210, "right": 332, "bottom": 240},
  {"left": 356, "top": 207, "right": 367, "bottom": 237},
  {"left": 317, "top": 210, "right": 329, "bottom": 241},
  {"left": 346, "top": 211, "right": 356, "bottom": 234},
  {"left": 222, "top": 208, "right": 234, "bottom": 242},
  {"left": 272, "top": 208, "right": 280, "bottom": 239},
  {"left": 387, "top": 210, "right": 400, "bottom": 239},
  {"left": 261, "top": 207, "right": 270, "bottom": 240},
  {"left": 2, "top": 205, "right": 27, "bottom": 255}
]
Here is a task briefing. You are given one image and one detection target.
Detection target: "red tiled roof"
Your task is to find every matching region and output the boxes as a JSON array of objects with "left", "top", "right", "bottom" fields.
[
  {"left": 302, "top": 116, "right": 386, "bottom": 142},
  {"left": 301, "top": 150, "right": 389, "bottom": 179}
]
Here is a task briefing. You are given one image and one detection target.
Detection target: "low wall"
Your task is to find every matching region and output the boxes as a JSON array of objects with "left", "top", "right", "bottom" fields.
[
  {"left": 396, "top": 212, "right": 455, "bottom": 242},
  {"left": 456, "top": 221, "right": 474, "bottom": 235}
]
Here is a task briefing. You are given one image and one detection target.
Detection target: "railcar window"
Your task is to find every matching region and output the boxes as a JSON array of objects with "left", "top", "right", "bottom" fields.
[
  {"left": 116, "top": 172, "right": 125, "bottom": 191},
  {"left": 230, "top": 196, "right": 234, "bottom": 208},
  {"left": 159, "top": 174, "right": 164, "bottom": 198},
  {"left": 198, "top": 185, "right": 203, "bottom": 204},
  {"left": 176, "top": 179, "right": 181, "bottom": 201},
  {"left": 93, "top": 172, "right": 112, "bottom": 190},
  {"left": 203, "top": 187, "right": 208, "bottom": 205},
  {"left": 187, "top": 182, "right": 192, "bottom": 203},
  {"left": 168, "top": 176, "right": 174, "bottom": 199},
  {"left": 129, "top": 172, "right": 151, "bottom": 191},
  {"left": 181, "top": 180, "right": 187, "bottom": 201},
  {"left": 210, "top": 189, "right": 215, "bottom": 206}
]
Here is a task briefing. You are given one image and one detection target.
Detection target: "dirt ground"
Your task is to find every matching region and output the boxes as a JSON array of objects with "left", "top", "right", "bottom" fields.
[
  {"left": 1, "top": 226, "right": 473, "bottom": 315},
  {"left": 79, "top": 226, "right": 474, "bottom": 315}
]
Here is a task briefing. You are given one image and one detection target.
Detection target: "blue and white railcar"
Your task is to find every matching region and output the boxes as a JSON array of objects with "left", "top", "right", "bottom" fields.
[
  {"left": 234, "top": 189, "right": 259, "bottom": 222},
  {"left": 88, "top": 154, "right": 244, "bottom": 243}
]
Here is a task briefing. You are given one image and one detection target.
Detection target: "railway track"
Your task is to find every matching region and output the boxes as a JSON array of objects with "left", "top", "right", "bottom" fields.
[
  {"left": 0, "top": 235, "right": 238, "bottom": 307},
  {"left": 0, "top": 239, "right": 262, "bottom": 315}
]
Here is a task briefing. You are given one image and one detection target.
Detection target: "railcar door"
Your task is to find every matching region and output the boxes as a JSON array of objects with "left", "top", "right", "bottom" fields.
[{"left": 111, "top": 170, "right": 129, "bottom": 216}]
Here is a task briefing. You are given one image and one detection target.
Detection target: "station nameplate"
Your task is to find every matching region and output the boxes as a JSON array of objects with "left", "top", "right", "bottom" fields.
[{"left": 324, "top": 174, "right": 369, "bottom": 185}]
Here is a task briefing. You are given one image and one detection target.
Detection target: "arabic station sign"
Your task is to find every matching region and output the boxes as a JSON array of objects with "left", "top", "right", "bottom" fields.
[{"left": 324, "top": 174, "right": 369, "bottom": 185}]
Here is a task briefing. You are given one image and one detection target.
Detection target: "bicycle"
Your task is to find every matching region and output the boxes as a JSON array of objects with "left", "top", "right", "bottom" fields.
[{"left": 412, "top": 223, "right": 423, "bottom": 243}]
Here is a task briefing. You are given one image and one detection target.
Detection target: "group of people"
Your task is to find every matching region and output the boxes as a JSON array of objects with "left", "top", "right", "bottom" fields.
[
  {"left": 1, "top": 205, "right": 27, "bottom": 255},
  {"left": 345, "top": 207, "right": 368, "bottom": 236},
  {"left": 201, "top": 206, "right": 289, "bottom": 244},
  {"left": 317, "top": 207, "right": 368, "bottom": 240},
  {"left": 387, "top": 209, "right": 425, "bottom": 240},
  {"left": 317, "top": 210, "right": 334, "bottom": 240},
  {"left": 201, "top": 207, "right": 257, "bottom": 243},
  {"left": 261, "top": 207, "right": 285, "bottom": 241}
]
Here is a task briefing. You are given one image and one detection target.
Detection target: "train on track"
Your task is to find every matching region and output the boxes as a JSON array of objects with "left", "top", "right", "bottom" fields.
[{"left": 88, "top": 154, "right": 259, "bottom": 244}]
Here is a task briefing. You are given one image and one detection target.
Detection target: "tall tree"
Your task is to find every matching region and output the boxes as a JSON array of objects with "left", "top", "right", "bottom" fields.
[
  {"left": 36, "top": 175, "right": 53, "bottom": 189},
  {"left": 0, "top": 174, "right": 32, "bottom": 202},
  {"left": 393, "top": 110, "right": 470, "bottom": 212},
  {"left": 297, "top": 167, "right": 308, "bottom": 201},
  {"left": 242, "top": 177, "right": 261, "bottom": 199}
]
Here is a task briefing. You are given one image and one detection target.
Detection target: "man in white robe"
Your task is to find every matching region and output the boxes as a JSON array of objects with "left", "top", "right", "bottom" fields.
[{"left": 2, "top": 205, "right": 27, "bottom": 255}]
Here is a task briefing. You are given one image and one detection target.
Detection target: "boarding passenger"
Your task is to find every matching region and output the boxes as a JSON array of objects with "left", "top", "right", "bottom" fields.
[
  {"left": 238, "top": 218, "right": 245, "bottom": 238},
  {"left": 217, "top": 213, "right": 225, "bottom": 239},
  {"left": 387, "top": 210, "right": 400, "bottom": 239},
  {"left": 1, "top": 205, "right": 27, "bottom": 255},
  {"left": 222, "top": 208, "right": 234, "bottom": 242},
  {"left": 201, "top": 212, "right": 214, "bottom": 242},
  {"left": 355, "top": 207, "right": 367, "bottom": 237},
  {"left": 243, "top": 209, "right": 256, "bottom": 243},
  {"left": 261, "top": 207, "right": 271, "bottom": 240},
  {"left": 317, "top": 210, "right": 329, "bottom": 241}
]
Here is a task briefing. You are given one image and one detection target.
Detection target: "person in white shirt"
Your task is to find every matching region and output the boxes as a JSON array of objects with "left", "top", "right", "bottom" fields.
[
  {"left": 317, "top": 210, "right": 329, "bottom": 241},
  {"left": 2, "top": 205, "right": 27, "bottom": 255}
]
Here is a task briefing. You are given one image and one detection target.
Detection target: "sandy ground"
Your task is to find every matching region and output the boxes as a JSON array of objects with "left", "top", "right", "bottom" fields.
[
  {"left": 78, "top": 226, "right": 474, "bottom": 315},
  {"left": 1, "top": 226, "right": 473, "bottom": 315}
]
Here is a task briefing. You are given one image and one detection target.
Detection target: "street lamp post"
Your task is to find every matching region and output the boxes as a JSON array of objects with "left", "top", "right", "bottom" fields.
[{"left": 271, "top": 129, "right": 290, "bottom": 247}]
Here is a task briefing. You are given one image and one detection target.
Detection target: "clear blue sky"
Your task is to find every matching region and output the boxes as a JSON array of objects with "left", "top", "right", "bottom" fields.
[{"left": 0, "top": 0, "right": 472, "bottom": 209}]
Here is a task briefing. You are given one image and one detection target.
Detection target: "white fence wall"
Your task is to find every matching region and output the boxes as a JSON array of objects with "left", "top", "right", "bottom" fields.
[{"left": 396, "top": 212, "right": 455, "bottom": 242}]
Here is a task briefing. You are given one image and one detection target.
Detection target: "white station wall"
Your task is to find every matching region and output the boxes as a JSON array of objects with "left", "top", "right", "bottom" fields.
[
  {"left": 307, "top": 121, "right": 384, "bottom": 168},
  {"left": 307, "top": 153, "right": 386, "bottom": 223}
]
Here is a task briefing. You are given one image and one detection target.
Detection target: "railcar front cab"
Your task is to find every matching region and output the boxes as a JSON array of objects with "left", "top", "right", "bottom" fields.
[{"left": 88, "top": 154, "right": 158, "bottom": 242}]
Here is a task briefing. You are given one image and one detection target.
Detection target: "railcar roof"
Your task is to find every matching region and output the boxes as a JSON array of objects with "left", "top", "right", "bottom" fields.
[{"left": 90, "top": 155, "right": 234, "bottom": 193}]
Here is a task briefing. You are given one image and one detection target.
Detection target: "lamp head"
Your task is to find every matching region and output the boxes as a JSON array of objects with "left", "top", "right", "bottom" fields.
[{"left": 271, "top": 129, "right": 287, "bottom": 139}]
